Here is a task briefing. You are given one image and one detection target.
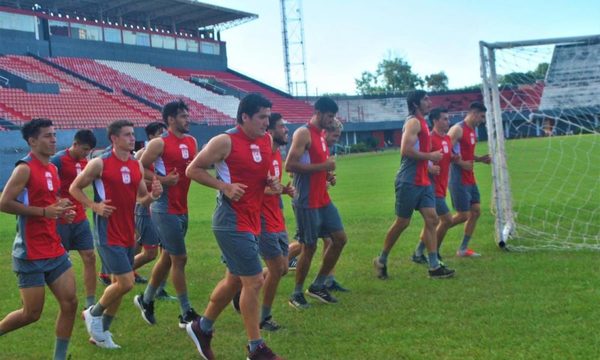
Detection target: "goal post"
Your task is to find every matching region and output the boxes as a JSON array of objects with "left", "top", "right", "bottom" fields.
[{"left": 479, "top": 35, "right": 600, "bottom": 250}]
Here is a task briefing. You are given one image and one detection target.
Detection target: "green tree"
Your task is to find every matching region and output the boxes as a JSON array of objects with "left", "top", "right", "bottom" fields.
[
  {"left": 425, "top": 71, "right": 449, "bottom": 91},
  {"left": 355, "top": 57, "right": 423, "bottom": 95},
  {"left": 500, "top": 62, "right": 549, "bottom": 86}
]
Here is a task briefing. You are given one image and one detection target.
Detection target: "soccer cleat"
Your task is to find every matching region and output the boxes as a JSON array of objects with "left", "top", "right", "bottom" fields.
[
  {"left": 133, "top": 294, "right": 156, "bottom": 325},
  {"left": 456, "top": 248, "right": 481, "bottom": 257},
  {"left": 259, "top": 316, "right": 281, "bottom": 332},
  {"left": 288, "top": 257, "right": 297, "bottom": 271},
  {"left": 186, "top": 320, "right": 215, "bottom": 360},
  {"left": 90, "top": 331, "right": 121, "bottom": 349},
  {"left": 134, "top": 272, "right": 148, "bottom": 284},
  {"left": 82, "top": 308, "right": 106, "bottom": 343},
  {"left": 288, "top": 293, "right": 310, "bottom": 310},
  {"left": 326, "top": 280, "right": 350, "bottom": 292},
  {"left": 373, "top": 257, "right": 388, "bottom": 280},
  {"left": 231, "top": 290, "right": 241, "bottom": 314},
  {"left": 98, "top": 273, "right": 111, "bottom": 286},
  {"left": 156, "top": 288, "right": 178, "bottom": 301},
  {"left": 306, "top": 285, "right": 338, "bottom": 304},
  {"left": 411, "top": 253, "right": 428, "bottom": 265},
  {"left": 246, "top": 343, "right": 284, "bottom": 360},
  {"left": 428, "top": 265, "right": 456, "bottom": 279},
  {"left": 179, "top": 308, "right": 201, "bottom": 329}
]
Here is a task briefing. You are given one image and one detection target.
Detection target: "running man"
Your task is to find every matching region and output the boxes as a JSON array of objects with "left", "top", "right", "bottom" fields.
[
  {"left": 373, "top": 91, "right": 455, "bottom": 279},
  {"left": 134, "top": 100, "right": 199, "bottom": 328},
  {"left": 286, "top": 97, "right": 348, "bottom": 309},
  {"left": 185, "top": 93, "right": 283, "bottom": 360},
  {"left": 448, "top": 102, "right": 491, "bottom": 257},
  {"left": 51, "top": 129, "right": 98, "bottom": 309},
  {"left": 71, "top": 120, "right": 162, "bottom": 348},
  {"left": 0, "top": 119, "right": 78, "bottom": 360}
]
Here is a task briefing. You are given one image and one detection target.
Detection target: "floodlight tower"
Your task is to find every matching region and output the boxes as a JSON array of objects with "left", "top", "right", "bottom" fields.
[{"left": 280, "top": 0, "right": 308, "bottom": 97}]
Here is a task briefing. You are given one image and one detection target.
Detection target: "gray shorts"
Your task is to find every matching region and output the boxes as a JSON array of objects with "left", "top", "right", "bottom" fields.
[
  {"left": 435, "top": 196, "right": 450, "bottom": 216},
  {"left": 394, "top": 181, "right": 435, "bottom": 219},
  {"left": 152, "top": 212, "right": 188, "bottom": 255},
  {"left": 259, "top": 231, "right": 289, "bottom": 260},
  {"left": 450, "top": 183, "right": 481, "bottom": 212},
  {"left": 57, "top": 219, "right": 94, "bottom": 251},
  {"left": 97, "top": 244, "right": 135, "bottom": 275},
  {"left": 13, "top": 253, "right": 72, "bottom": 288},
  {"left": 214, "top": 230, "right": 262, "bottom": 276},
  {"left": 294, "top": 202, "right": 344, "bottom": 246},
  {"left": 136, "top": 213, "right": 160, "bottom": 248}
]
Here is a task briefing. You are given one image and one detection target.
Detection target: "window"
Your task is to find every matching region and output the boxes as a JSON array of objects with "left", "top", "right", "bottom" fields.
[
  {"left": 103, "top": 27, "right": 121, "bottom": 43},
  {"left": 136, "top": 32, "right": 150, "bottom": 47},
  {"left": 0, "top": 11, "right": 36, "bottom": 33},
  {"left": 200, "top": 41, "right": 220, "bottom": 55},
  {"left": 49, "top": 20, "right": 69, "bottom": 37},
  {"left": 70, "top": 23, "right": 101, "bottom": 41},
  {"left": 151, "top": 34, "right": 175, "bottom": 50},
  {"left": 187, "top": 39, "right": 198, "bottom": 53}
]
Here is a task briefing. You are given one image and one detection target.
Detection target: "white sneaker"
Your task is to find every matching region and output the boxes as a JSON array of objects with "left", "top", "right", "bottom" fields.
[
  {"left": 82, "top": 308, "right": 106, "bottom": 342},
  {"left": 89, "top": 331, "right": 121, "bottom": 349}
]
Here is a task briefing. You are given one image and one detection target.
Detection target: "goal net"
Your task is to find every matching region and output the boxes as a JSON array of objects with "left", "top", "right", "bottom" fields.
[{"left": 479, "top": 35, "right": 600, "bottom": 250}]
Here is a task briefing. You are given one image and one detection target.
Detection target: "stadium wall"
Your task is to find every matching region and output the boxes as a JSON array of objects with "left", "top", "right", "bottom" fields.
[{"left": 0, "top": 29, "right": 50, "bottom": 57}]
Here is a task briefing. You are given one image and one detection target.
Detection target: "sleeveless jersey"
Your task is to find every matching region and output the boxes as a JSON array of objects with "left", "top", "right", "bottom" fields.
[
  {"left": 152, "top": 131, "right": 197, "bottom": 214},
  {"left": 397, "top": 116, "right": 431, "bottom": 186},
  {"left": 51, "top": 148, "right": 87, "bottom": 224},
  {"left": 13, "top": 153, "right": 65, "bottom": 260},
  {"left": 93, "top": 150, "right": 142, "bottom": 247},
  {"left": 261, "top": 149, "right": 286, "bottom": 233},
  {"left": 213, "top": 126, "right": 272, "bottom": 235},
  {"left": 430, "top": 132, "right": 452, "bottom": 197},
  {"left": 292, "top": 123, "right": 331, "bottom": 209},
  {"left": 451, "top": 121, "right": 477, "bottom": 186}
]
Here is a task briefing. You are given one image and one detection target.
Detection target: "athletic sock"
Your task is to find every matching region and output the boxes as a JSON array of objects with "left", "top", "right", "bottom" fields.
[
  {"left": 293, "top": 284, "right": 303, "bottom": 295},
  {"left": 0, "top": 329, "right": 5, "bottom": 336},
  {"left": 260, "top": 305, "right": 271, "bottom": 322},
  {"left": 85, "top": 295, "right": 95, "bottom": 309},
  {"left": 102, "top": 314, "right": 114, "bottom": 331},
  {"left": 143, "top": 284, "right": 158, "bottom": 304},
  {"left": 312, "top": 274, "right": 327, "bottom": 288},
  {"left": 157, "top": 280, "right": 167, "bottom": 293},
  {"left": 428, "top": 251, "right": 440, "bottom": 269},
  {"left": 53, "top": 337, "right": 69, "bottom": 360},
  {"left": 177, "top": 292, "right": 192, "bottom": 315},
  {"left": 199, "top": 316, "right": 214, "bottom": 333},
  {"left": 248, "top": 338, "right": 264, "bottom": 353},
  {"left": 379, "top": 250, "right": 389, "bottom": 265},
  {"left": 89, "top": 303, "right": 105, "bottom": 317},
  {"left": 460, "top": 235, "right": 472, "bottom": 251},
  {"left": 414, "top": 242, "right": 426, "bottom": 257},
  {"left": 324, "top": 275, "right": 335, "bottom": 287}
]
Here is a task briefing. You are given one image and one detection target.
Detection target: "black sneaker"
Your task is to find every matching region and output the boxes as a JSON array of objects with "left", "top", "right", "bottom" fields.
[
  {"left": 259, "top": 316, "right": 281, "bottom": 332},
  {"left": 288, "top": 257, "right": 298, "bottom": 271},
  {"left": 411, "top": 253, "right": 428, "bottom": 265},
  {"left": 326, "top": 280, "right": 350, "bottom": 292},
  {"left": 247, "top": 343, "right": 283, "bottom": 360},
  {"left": 134, "top": 273, "right": 148, "bottom": 284},
  {"left": 186, "top": 320, "right": 215, "bottom": 360},
  {"left": 373, "top": 257, "right": 388, "bottom": 280},
  {"left": 133, "top": 294, "right": 156, "bottom": 325},
  {"left": 428, "top": 265, "right": 455, "bottom": 279},
  {"left": 156, "top": 289, "right": 177, "bottom": 301},
  {"left": 179, "top": 308, "right": 200, "bottom": 329},
  {"left": 288, "top": 292, "right": 309, "bottom": 310},
  {"left": 306, "top": 285, "right": 338, "bottom": 304},
  {"left": 231, "top": 290, "right": 241, "bottom": 314}
]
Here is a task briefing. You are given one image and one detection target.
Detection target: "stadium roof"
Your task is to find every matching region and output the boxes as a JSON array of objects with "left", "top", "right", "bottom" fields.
[{"left": 0, "top": 0, "right": 258, "bottom": 31}]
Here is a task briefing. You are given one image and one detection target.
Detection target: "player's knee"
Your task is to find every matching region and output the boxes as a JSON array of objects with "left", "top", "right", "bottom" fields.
[
  {"left": 331, "top": 234, "right": 347, "bottom": 248},
  {"left": 22, "top": 307, "right": 43, "bottom": 324},
  {"left": 118, "top": 276, "right": 135, "bottom": 293},
  {"left": 59, "top": 294, "right": 78, "bottom": 313},
  {"left": 145, "top": 247, "right": 158, "bottom": 260},
  {"left": 394, "top": 217, "right": 410, "bottom": 231},
  {"left": 171, "top": 254, "right": 187, "bottom": 268},
  {"left": 470, "top": 207, "right": 481, "bottom": 219},
  {"left": 302, "top": 243, "right": 318, "bottom": 256},
  {"left": 424, "top": 214, "right": 439, "bottom": 228},
  {"left": 81, "top": 250, "right": 96, "bottom": 266}
]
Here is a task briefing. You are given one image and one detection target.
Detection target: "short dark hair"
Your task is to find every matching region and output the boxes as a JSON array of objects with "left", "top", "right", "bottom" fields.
[
  {"left": 107, "top": 120, "right": 134, "bottom": 141},
  {"left": 162, "top": 100, "right": 189, "bottom": 124},
  {"left": 236, "top": 93, "right": 272, "bottom": 125},
  {"left": 74, "top": 129, "right": 97, "bottom": 148},
  {"left": 469, "top": 102, "right": 487, "bottom": 112},
  {"left": 314, "top": 97, "right": 338, "bottom": 114},
  {"left": 429, "top": 107, "right": 448, "bottom": 122},
  {"left": 268, "top": 113, "right": 283, "bottom": 130},
  {"left": 21, "top": 118, "right": 53, "bottom": 142},
  {"left": 406, "top": 90, "right": 428, "bottom": 115},
  {"left": 145, "top": 121, "right": 167, "bottom": 139}
]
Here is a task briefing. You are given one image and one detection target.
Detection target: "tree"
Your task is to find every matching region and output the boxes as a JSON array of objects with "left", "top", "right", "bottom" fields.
[
  {"left": 500, "top": 62, "right": 549, "bottom": 86},
  {"left": 425, "top": 71, "right": 449, "bottom": 91},
  {"left": 355, "top": 57, "right": 423, "bottom": 95}
]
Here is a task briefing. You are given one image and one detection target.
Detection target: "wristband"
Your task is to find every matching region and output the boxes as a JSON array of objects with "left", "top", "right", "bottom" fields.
[{"left": 151, "top": 193, "right": 160, "bottom": 201}]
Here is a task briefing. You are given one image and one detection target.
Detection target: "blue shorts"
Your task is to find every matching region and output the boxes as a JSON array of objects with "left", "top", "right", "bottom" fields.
[
  {"left": 435, "top": 196, "right": 450, "bottom": 216},
  {"left": 13, "top": 253, "right": 72, "bottom": 288},
  {"left": 294, "top": 202, "right": 344, "bottom": 246},
  {"left": 57, "top": 219, "right": 94, "bottom": 251},
  {"left": 394, "top": 181, "right": 435, "bottom": 219},
  {"left": 450, "top": 183, "right": 481, "bottom": 212},
  {"left": 152, "top": 212, "right": 188, "bottom": 256},
  {"left": 97, "top": 244, "right": 135, "bottom": 275},
  {"left": 214, "top": 230, "right": 262, "bottom": 276},
  {"left": 136, "top": 213, "right": 160, "bottom": 248},
  {"left": 259, "top": 232, "right": 289, "bottom": 260}
]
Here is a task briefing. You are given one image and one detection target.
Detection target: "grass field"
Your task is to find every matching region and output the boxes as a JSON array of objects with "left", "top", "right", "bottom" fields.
[{"left": 1, "top": 135, "right": 599, "bottom": 359}]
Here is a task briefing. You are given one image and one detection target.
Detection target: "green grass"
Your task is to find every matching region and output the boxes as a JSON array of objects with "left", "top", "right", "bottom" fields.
[{"left": 1, "top": 135, "right": 599, "bottom": 359}]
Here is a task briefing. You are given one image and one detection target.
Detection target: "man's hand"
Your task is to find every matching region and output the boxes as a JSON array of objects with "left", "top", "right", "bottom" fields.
[
  {"left": 428, "top": 149, "right": 443, "bottom": 162},
  {"left": 478, "top": 154, "right": 492, "bottom": 164},
  {"left": 162, "top": 169, "right": 180, "bottom": 186},
  {"left": 323, "top": 157, "right": 336, "bottom": 172},
  {"left": 150, "top": 176, "right": 163, "bottom": 199},
  {"left": 44, "top": 198, "right": 74, "bottom": 219},
  {"left": 92, "top": 200, "right": 117, "bottom": 217},
  {"left": 223, "top": 183, "right": 247, "bottom": 202},
  {"left": 267, "top": 175, "right": 282, "bottom": 194},
  {"left": 282, "top": 181, "right": 296, "bottom": 198},
  {"left": 428, "top": 165, "right": 441, "bottom": 176},
  {"left": 327, "top": 171, "right": 337, "bottom": 186}
]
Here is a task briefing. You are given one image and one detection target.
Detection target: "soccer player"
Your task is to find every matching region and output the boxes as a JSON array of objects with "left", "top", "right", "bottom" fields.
[
  {"left": 0, "top": 118, "right": 78, "bottom": 360},
  {"left": 134, "top": 100, "right": 199, "bottom": 328},
  {"left": 448, "top": 102, "right": 491, "bottom": 257},
  {"left": 71, "top": 120, "right": 162, "bottom": 348},
  {"left": 373, "top": 91, "right": 455, "bottom": 279},
  {"left": 411, "top": 108, "right": 455, "bottom": 263},
  {"left": 185, "top": 93, "right": 283, "bottom": 360},
  {"left": 51, "top": 129, "right": 98, "bottom": 309},
  {"left": 286, "top": 97, "right": 348, "bottom": 309}
]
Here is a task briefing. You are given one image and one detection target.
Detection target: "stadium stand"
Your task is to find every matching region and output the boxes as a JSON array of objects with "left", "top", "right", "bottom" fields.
[{"left": 332, "top": 97, "right": 408, "bottom": 122}]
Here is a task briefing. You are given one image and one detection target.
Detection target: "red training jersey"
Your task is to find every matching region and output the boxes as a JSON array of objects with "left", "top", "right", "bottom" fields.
[
  {"left": 430, "top": 131, "right": 452, "bottom": 197},
  {"left": 261, "top": 148, "right": 286, "bottom": 233},
  {"left": 51, "top": 148, "right": 88, "bottom": 224}
]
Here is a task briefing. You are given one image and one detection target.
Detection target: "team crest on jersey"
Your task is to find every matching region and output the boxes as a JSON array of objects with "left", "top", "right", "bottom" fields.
[
  {"left": 442, "top": 141, "right": 449, "bottom": 153},
  {"left": 470, "top": 133, "right": 476, "bottom": 145},
  {"left": 250, "top": 144, "right": 262, "bottom": 163},
  {"left": 179, "top": 144, "right": 189, "bottom": 159},
  {"left": 273, "top": 160, "right": 280, "bottom": 177},
  {"left": 45, "top": 171, "right": 54, "bottom": 191},
  {"left": 75, "top": 162, "right": 82, "bottom": 175},
  {"left": 120, "top": 166, "right": 131, "bottom": 184},
  {"left": 320, "top": 136, "right": 327, "bottom": 152}
]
